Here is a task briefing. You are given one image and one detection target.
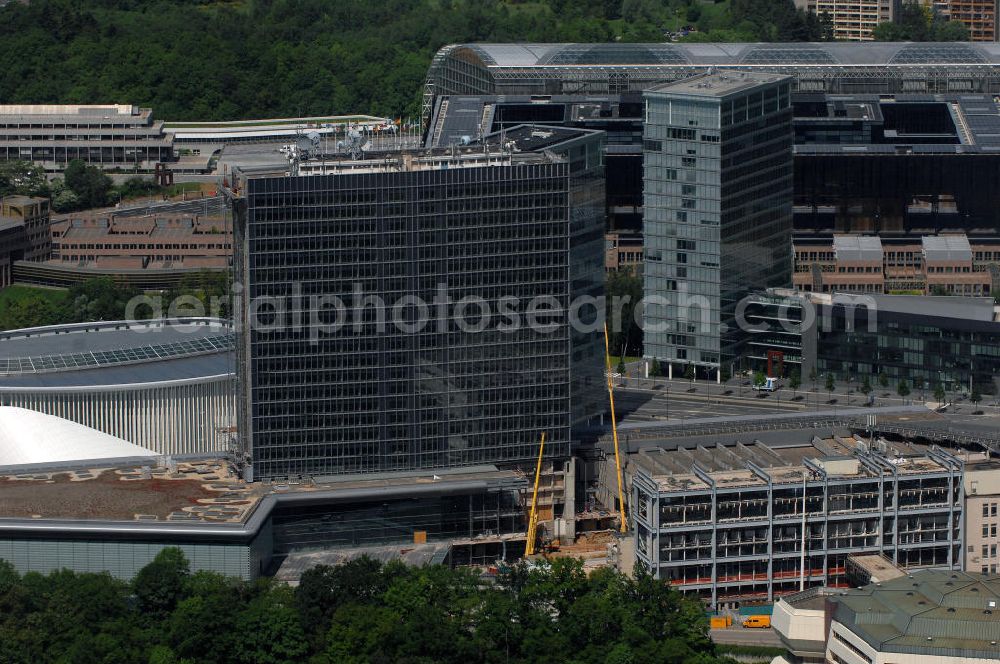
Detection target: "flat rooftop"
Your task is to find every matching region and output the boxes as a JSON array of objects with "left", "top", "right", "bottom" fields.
[
  {"left": 647, "top": 71, "right": 790, "bottom": 97},
  {"left": 631, "top": 429, "right": 953, "bottom": 494},
  {"left": 0, "top": 459, "right": 262, "bottom": 523},
  {"left": 479, "top": 124, "right": 602, "bottom": 152},
  {"left": 235, "top": 143, "right": 563, "bottom": 182},
  {"left": 0, "top": 461, "right": 526, "bottom": 532}
]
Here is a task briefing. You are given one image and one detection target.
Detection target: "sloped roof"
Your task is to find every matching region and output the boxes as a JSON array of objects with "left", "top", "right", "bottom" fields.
[
  {"left": 832, "top": 569, "right": 1000, "bottom": 659},
  {"left": 0, "top": 407, "right": 155, "bottom": 466}
]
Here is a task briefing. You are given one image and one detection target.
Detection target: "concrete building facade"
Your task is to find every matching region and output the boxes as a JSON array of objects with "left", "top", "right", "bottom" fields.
[
  {"left": 642, "top": 71, "right": 794, "bottom": 373},
  {"left": 0, "top": 195, "right": 51, "bottom": 288},
  {"left": 50, "top": 206, "right": 231, "bottom": 266},
  {"left": 935, "top": 0, "right": 999, "bottom": 41},
  {"left": 793, "top": 234, "right": 998, "bottom": 296},
  {"left": 0, "top": 104, "right": 174, "bottom": 171},
  {"left": 2, "top": 195, "right": 50, "bottom": 261},
  {"left": 794, "top": 0, "right": 900, "bottom": 40},
  {"left": 964, "top": 461, "right": 1000, "bottom": 574}
]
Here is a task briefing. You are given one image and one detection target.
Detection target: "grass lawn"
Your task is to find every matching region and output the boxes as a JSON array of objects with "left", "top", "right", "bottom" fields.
[{"left": 164, "top": 182, "right": 208, "bottom": 196}]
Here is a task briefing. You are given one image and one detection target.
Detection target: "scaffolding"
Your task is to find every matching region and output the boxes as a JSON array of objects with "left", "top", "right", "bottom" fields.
[{"left": 632, "top": 438, "right": 964, "bottom": 607}]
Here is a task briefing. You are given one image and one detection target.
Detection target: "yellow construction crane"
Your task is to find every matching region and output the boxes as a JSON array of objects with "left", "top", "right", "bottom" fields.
[
  {"left": 525, "top": 431, "right": 546, "bottom": 556},
  {"left": 604, "top": 323, "right": 628, "bottom": 533}
]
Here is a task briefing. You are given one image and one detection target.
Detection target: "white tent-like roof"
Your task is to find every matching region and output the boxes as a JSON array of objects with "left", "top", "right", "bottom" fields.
[{"left": 0, "top": 407, "right": 156, "bottom": 467}]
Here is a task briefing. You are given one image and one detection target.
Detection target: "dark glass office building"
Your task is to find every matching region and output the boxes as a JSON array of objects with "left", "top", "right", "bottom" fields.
[
  {"left": 231, "top": 147, "right": 591, "bottom": 481},
  {"left": 476, "top": 126, "right": 607, "bottom": 431},
  {"left": 642, "top": 72, "right": 794, "bottom": 373},
  {"left": 742, "top": 289, "right": 1000, "bottom": 395}
]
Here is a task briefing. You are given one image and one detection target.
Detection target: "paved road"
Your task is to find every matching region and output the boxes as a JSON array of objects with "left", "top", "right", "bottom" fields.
[
  {"left": 614, "top": 388, "right": 802, "bottom": 424},
  {"left": 620, "top": 361, "right": 1000, "bottom": 413},
  {"left": 710, "top": 626, "right": 782, "bottom": 647}
]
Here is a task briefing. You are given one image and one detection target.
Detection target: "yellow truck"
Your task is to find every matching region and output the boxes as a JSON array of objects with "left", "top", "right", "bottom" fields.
[
  {"left": 742, "top": 615, "right": 771, "bottom": 628},
  {"left": 709, "top": 616, "right": 733, "bottom": 629}
]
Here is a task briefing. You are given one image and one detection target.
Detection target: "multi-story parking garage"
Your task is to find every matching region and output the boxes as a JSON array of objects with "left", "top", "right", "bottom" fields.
[{"left": 0, "top": 318, "right": 234, "bottom": 455}]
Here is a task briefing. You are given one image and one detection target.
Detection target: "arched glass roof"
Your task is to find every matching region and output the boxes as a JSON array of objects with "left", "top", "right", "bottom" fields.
[
  {"left": 739, "top": 46, "right": 839, "bottom": 65},
  {"left": 539, "top": 43, "right": 689, "bottom": 65},
  {"left": 889, "top": 43, "right": 986, "bottom": 64},
  {"left": 445, "top": 42, "right": 1000, "bottom": 68}
]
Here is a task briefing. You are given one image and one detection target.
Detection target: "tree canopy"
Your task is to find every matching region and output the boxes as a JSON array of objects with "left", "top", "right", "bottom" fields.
[
  {"left": 0, "top": 0, "right": 838, "bottom": 122},
  {"left": 0, "top": 274, "right": 233, "bottom": 331},
  {"left": 873, "top": 3, "right": 970, "bottom": 41},
  {"left": 0, "top": 550, "right": 735, "bottom": 664}
]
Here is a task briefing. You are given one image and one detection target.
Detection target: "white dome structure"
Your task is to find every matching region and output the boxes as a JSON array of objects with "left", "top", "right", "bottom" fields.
[{"left": 0, "top": 406, "right": 156, "bottom": 467}]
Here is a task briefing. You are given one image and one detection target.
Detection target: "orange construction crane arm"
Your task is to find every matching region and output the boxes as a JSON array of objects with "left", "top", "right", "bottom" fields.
[
  {"left": 525, "top": 431, "right": 546, "bottom": 555},
  {"left": 603, "top": 323, "right": 628, "bottom": 533}
]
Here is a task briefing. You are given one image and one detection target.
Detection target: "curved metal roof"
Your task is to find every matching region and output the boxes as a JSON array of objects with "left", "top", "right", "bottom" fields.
[
  {"left": 449, "top": 42, "right": 1000, "bottom": 67},
  {"left": 0, "top": 406, "right": 156, "bottom": 466},
  {"left": 0, "top": 318, "right": 234, "bottom": 384}
]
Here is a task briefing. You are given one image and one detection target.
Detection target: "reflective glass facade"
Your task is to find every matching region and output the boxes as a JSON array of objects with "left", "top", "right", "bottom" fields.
[
  {"left": 234, "top": 158, "right": 574, "bottom": 480},
  {"left": 643, "top": 74, "right": 794, "bottom": 370},
  {"left": 812, "top": 301, "right": 1000, "bottom": 395}
]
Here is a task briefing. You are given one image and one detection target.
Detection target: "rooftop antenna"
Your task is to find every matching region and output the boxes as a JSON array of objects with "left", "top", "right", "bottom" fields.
[{"left": 336, "top": 125, "right": 369, "bottom": 160}]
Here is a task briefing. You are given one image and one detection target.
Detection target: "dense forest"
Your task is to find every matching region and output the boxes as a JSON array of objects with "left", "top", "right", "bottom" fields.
[
  {"left": 0, "top": 550, "right": 739, "bottom": 664},
  {"left": 0, "top": 0, "right": 836, "bottom": 121}
]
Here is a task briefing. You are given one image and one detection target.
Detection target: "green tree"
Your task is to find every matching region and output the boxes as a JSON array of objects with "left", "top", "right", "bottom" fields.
[
  {"left": 132, "top": 547, "right": 190, "bottom": 617},
  {"left": 0, "top": 160, "right": 49, "bottom": 198},
  {"left": 825, "top": 372, "right": 836, "bottom": 395},
  {"left": 874, "top": 2, "right": 969, "bottom": 41},
  {"left": 649, "top": 357, "right": 662, "bottom": 377},
  {"left": 63, "top": 159, "right": 112, "bottom": 209},
  {"left": 970, "top": 387, "right": 982, "bottom": 407},
  {"left": 878, "top": 371, "right": 889, "bottom": 390},
  {"left": 809, "top": 366, "right": 818, "bottom": 388},
  {"left": 616, "top": 360, "right": 626, "bottom": 375},
  {"left": 167, "top": 572, "right": 242, "bottom": 663},
  {"left": 606, "top": 269, "right": 643, "bottom": 358},
  {"left": 788, "top": 368, "right": 801, "bottom": 397},
  {"left": 50, "top": 184, "right": 80, "bottom": 213},
  {"left": 753, "top": 370, "right": 766, "bottom": 390},
  {"left": 860, "top": 375, "right": 872, "bottom": 396},
  {"left": 935, "top": 18, "right": 971, "bottom": 40},
  {"left": 897, "top": 380, "right": 911, "bottom": 399},
  {"left": 233, "top": 586, "right": 309, "bottom": 664},
  {"left": 684, "top": 363, "right": 695, "bottom": 382},
  {"left": 934, "top": 383, "right": 947, "bottom": 403}
]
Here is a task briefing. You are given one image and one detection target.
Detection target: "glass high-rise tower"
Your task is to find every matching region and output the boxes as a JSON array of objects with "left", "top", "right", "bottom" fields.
[
  {"left": 230, "top": 131, "right": 604, "bottom": 481},
  {"left": 642, "top": 72, "right": 794, "bottom": 374}
]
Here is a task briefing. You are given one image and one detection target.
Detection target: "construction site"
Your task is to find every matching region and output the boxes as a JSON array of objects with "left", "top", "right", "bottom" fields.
[{"left": 618, "top": 417, "right": 977, "bottom": 608}]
